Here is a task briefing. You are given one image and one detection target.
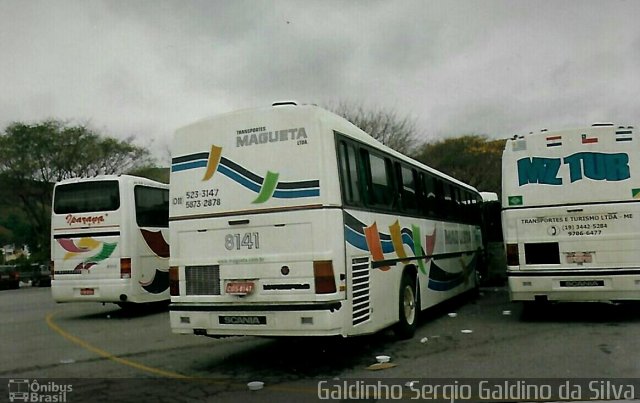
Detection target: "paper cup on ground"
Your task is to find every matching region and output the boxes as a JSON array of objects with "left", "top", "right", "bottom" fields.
[{"left": 247, "top": 381, "right": 264, "bottom": 391}]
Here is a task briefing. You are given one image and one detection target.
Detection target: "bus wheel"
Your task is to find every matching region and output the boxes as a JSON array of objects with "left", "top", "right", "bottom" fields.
[{"left": 394, "top": 271, "right": 418, "bottom": 339}]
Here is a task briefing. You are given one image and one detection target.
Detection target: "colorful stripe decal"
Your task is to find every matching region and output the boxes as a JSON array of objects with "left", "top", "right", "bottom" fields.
[
  {"left": 411, "top": 224, "right": 426, "bottom": 274},
  {"left": 202, "top": 145, "right": 222, "bottom": 181},
  {"left": 364, "top": 222, "right": 389, "bottom": 271},
  {"left": 344, "top": 212, "right": 475, "bottom": 291},
  {"left": 57, "top": 238, "right": 89, "bottom": 254},
  {"left": 57, "top": 237, "right": 118, "bottom": 273},
  {"left": 89, "top": 242, "right": 117, "bottom": 263},
  {"left": 390, "top": 221, "right": 409, "bottom": 263},
  {"left": 428, "top": 256, "right": 476, "bottom": 291},
  {"left": 171, "top": 152, "right": 209, "bottom": 172},
  {"left": 253, "top": 171, "right": 279, "bottom": 203},
  {"left": 171, "top": 147, "right": 320, "bottom": 202}
]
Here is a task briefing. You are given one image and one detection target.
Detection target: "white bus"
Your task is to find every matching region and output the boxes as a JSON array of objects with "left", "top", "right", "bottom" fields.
[
  {"left": 51, "top": 175, "right": 170, "bottom": 307},
  {"left": 502, "top": 123, "right": 640, "bottom": 303},
  {"left": 169, "top": 102, "right": 483, "bottom": 338}
]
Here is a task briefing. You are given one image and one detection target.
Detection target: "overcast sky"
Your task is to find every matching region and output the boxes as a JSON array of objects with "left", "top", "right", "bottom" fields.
[{"left": 1, "top": 0, "right": 639, "bottom": 164}]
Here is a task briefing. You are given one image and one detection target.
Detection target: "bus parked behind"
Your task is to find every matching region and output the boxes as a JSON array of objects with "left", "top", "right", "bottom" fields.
[
  {"left": 502, "top": 123, "right": 640, "bottom": 304},
  {"left": 51, "top": 175, "right": 170, "bottom": 307}
]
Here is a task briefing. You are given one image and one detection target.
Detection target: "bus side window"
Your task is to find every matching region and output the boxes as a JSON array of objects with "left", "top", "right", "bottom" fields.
[
  {"left": 135, "top": 186, "right": 169, "bottom": 228},
  {"left": 442, "top": 183, "right": 452, "bottom": 219},
  {"left": 367, "top": 152, "right": 395, "bottom": 209},
  {"left": 422, "top": 173, "right": 436, "bottom": 217},
  {"left": 453, "top": 187, "right": 462, "bottom": 221},
  {"left": 433, "top": 178, "right": 445, "bottom": 218},
  {"left": 399, "top": 165, "right": 418, "bottom": 213},
  {"left": 337, "top": 141, "right": 361, "bottom": 206}
]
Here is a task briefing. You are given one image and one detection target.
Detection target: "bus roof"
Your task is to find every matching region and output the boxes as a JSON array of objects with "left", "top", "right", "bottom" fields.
[
  {"left": 55, "top": 174, "right": 167, "bottom": 187},
  {"left": 177, "top": 103, "right": 479, "bottom": 194}
]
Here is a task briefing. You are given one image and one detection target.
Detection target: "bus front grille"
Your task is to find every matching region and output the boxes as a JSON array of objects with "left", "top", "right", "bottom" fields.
[
  {"left": 185, "top": 265, "right": 221, "bottom": 296},
  {"left": 352, "top": 257, "right": 370, "bottom": 326}
]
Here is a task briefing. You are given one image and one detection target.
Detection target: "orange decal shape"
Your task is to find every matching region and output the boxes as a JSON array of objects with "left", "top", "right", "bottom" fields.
[
  {"left": 425, "top": 228, "right": 436, "bottom": 263},
  {"left": 202, "top": 145, "right": 222, "bottom": 181},
  {"left": 364, "top": 222, "right": 390, "bottom": 271},
  {"left": 389, "top": 220, "right": 409, "bottom": 263}
]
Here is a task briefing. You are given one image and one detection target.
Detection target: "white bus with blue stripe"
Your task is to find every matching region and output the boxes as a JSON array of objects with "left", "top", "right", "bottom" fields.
[
  {"left": 502, "top": 123, "right": 640, "bottom": 303},
  {"left": 169, "top": 102, "right": 483, "bottom": 338}
]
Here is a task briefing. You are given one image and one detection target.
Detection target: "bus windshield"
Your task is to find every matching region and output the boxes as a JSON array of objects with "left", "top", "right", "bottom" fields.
[{"left": 53, "top": 180, "right": 120, "bottom": 214}]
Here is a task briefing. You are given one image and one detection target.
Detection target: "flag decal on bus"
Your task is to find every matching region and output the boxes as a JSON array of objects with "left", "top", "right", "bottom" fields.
[
  {"left": 512, "top": 139, "right": 527, "bottom": 151},
  {"left": 633, "top": 188, "right": 640, "bottom": 199},
  {"left": 546, "top": 136, "right": 562, "bottom": 147},
  {"left": 581, "top": 134, "right": 598, "bottom": 144},
  {"left": 616, "top": 130, "right": 633, "bottom": 142},
  {"left": 171, "top": 146, "right": 320, "bottom": 202},
  {"left": 508, "top": 196, "right": 523, "bottom": 206}
]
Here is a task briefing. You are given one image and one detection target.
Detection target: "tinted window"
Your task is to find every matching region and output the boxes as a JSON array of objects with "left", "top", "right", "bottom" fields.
[
  {"left": 347, "top": 145, "right": 361, "bottom": 203},
  {"left": 135, "top": 186, "right": 169, "bottom": 227},
  {"left": 54, "top": 181, "right": 120, "bottom": 214},
  {"left": 400, "top": 165, "right": 417, "bottom": 212},
  {"left": 337, "top": 141, "right": 361, "bottom": 205},
  {"left": 422, "top": 173, "right": 437, "bottom": 216},
  {"left": 368, "top": 153, "right": 394, "bottom": 207}
]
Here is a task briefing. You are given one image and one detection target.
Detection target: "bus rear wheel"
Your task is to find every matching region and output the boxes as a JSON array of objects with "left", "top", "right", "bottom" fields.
[{"left": 394, "top": 271, "right": 418, "bottom": 339}]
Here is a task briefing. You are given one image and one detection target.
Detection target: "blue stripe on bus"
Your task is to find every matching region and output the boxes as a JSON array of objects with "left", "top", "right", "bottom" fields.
[
  {"left": 272, "top": 189, "right": 320, "bottom": 198},
  {"left": 217, "top": 164, "right": 262, "bottom": 193},
  {"left": 171, "top": 160, "right": 208, "bottom": 172}
]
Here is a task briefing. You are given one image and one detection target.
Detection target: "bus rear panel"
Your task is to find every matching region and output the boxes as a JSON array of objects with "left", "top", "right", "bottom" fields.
[
  {"left": 502, "top": 124, "right": 640, "bottom": 302},
  {"left": 51, "top": 175, "right": 170, "bottom": 305},
  {"left": 169, "top": 105, "right": 351, "bottom": 336}
]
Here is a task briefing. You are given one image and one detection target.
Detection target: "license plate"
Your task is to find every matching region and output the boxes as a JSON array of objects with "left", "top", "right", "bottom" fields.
[
  {"left": 225, "top": 281, "right": 255, "bottom": 295},
  {"left": 80, "top": 288, "right": 94, "bottom": 295},
  {"left": 218, "top": 315, "right": 266, "bottom": 325},
  {"left": 560, "top": 280, "right": 604, "bottom": 287},
  {"left": 566, "top": 252, "right": 593, "bottom": 264}
]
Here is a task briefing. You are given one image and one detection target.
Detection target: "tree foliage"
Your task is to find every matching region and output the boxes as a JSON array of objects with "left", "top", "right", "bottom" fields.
[
  {"left": 414, "top": 135, "right": 506, "bottom": 196},
  {"left": 328, "top": 102, "right": 418, "bottom": 154},
  {"left": 0, "top": 120, "right": 154, "bottom": 258}
]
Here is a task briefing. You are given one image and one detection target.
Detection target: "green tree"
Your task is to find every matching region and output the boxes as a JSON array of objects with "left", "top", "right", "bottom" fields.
[
  {"left": 414, "top": 135, "right": 506, "bottom": 196},
  {"left": 328, "top": 102, "right": 419, "bottom": 154},
  {"left": 0, "top": 120, "right": 154, "bottom": 259}
]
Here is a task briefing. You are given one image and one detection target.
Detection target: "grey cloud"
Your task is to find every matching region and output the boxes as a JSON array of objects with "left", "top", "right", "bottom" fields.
[{"left": 1, "top": 0, "right": 639, "bottom": 164}]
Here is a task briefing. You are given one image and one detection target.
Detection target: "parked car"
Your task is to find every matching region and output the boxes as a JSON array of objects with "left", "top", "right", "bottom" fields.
[
  {"left": 0, "top": 265, "right": 20, "bottom": 290},
  {"left": 29, "top": 263, "right": 51, "bottom": 287}
]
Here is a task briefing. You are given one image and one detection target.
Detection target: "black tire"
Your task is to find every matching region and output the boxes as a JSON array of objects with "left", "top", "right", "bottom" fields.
[{"left": 393, "top": 271, "right": 418, "bottom": 339}]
